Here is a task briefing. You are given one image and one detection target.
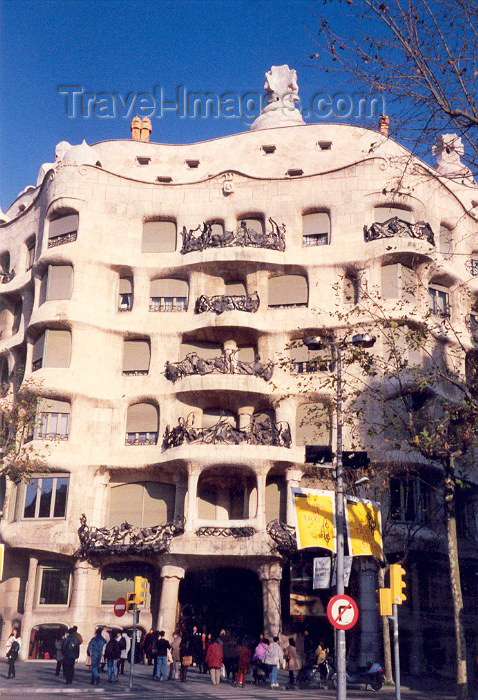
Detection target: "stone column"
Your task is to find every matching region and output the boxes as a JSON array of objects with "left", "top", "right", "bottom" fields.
[
  {"left": 173, "top": 473, "right": 187, "bottom": 522},
  {"left": 357, "top": 558, "right": 381, "bottom": 665},
  {"left": 238, "top": 405, "right": 254, "bottom": 431},
  {"left": 256, "top": 473, "right": 267, "bottom": 530},
  {"left": 259, "top": 562, "right": 282, "bottom": 638},
  {"left": 69, "top": 561, "right": 99, "bottom": 661},
  {"left": 285, "top": 468, "right": 303, "bottom": 526},
  {"left": 185, "top": 471, "right": 199, "bottom": 532},
  {"left": 158, "top": 565, "right": 185, "bottom": 639},
  {"left": 19, "top": 555, "right": 38, "bottom": 660}
]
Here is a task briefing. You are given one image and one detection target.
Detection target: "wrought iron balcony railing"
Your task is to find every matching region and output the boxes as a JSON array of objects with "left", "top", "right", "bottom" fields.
[
  {"left": 163, "top": 415, "right": 291, "bottom": 450},
  {"left": 267, "top": 519, "right": 297, "bottom": 555},
  {"left": 195, "top": 291, "right": 259, "bottom": 315},
  {"left": 196, "top": 526, "right": 256, "bottom": 538},
  {"left": 165, "top": 350, "right": 273, "bottom": 382},
  {"left": 363, "top": 217, "right": 435, "bottom": 245},
  {"left": 47, "top": 231, "right": 78, "bottom": 248},
  {"left": 292, "top": 359, "right": 335, "bottom": 373},
  {"left": 36, "top": 432, "right": 69, "bottom": 441},
  {"left": 76, "top": 513, "right": 185, "bottom": 557},
  {"left": 181, "top": 218, "right": 286, "bottom": 254}
]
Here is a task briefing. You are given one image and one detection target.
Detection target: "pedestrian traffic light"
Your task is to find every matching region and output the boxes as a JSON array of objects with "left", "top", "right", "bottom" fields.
[
  {"left": 378, "top": 587, "right": 392, "bottom": 616},
  {"left": 390, "top": 564, "right": 407, "bottom": 604},
  {"left": 134, "top": 576, "right": 148, "bottom": 607},
  {"left": 126, "top": 592, "right": 137, "bottom": 612}
]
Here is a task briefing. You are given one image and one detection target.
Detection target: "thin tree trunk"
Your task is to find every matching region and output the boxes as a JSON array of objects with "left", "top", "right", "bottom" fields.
[
  {"left": 377, "top": 566, "right": 393, "bottom": 683},
  {"left": 445, "top": 456, "right": 468, "bottom": 700}
]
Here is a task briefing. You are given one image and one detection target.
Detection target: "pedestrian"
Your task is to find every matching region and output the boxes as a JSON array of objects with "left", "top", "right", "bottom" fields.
[
  {"left": 118, "top": 631, "right": 130, "bottom": 675},
  {"left": 104, "top": 631, "right": 121, "bottom": 683},
  {"left": 54, "top": 631, "right": 65, "bottom": 676},
  {"left": 191, "top": 625, "right": 203, "bottom": 668},
  {"left": 71, "top": 625, "right": 83, "bottom": 645},
  {"left": 264, "top": 635, "right": 283, "bottom": 689},
  {"left": 87, "top": 627, "right": 107, "bottom": 686},
  {"left": 284, "top": 637, "right": 301, "bottom": 688},
  {"left": 99, "top": 627, "right": 109, "bottom": 672},
  {"left": 169, "top": 631, "right": 182, "bottom": 680},
  {"left": 200, "top": 631, "right": 208, "bottom": 673},
  {"left": 61, "top": 628, "right": 80, "bottom": 685},
  {"left": 315, "top": 638, "right": 329, "bottom": 679},
  {"left": 252, "top": 636, "right": 268, "bottom": 663},
  {"left": 205, "top": 637, "right": 224, "bottom": 686},
  {"left": 179, "top": 634, "right": 193, "bottom": 682},
  {"left": 235, "top": 639, "right": 251, "bottom": 687},
  {"left": 222, "top": 629, "right": 238, "bottom": 681},
  {"left": 153, "top": 630, "right": 170, "bottom": 682},
  {"left": 143, "top": 628, "right": 154, "bottom": 666},
  {"left": 6, "top": 628, "right": 20, "bottom": 679}
]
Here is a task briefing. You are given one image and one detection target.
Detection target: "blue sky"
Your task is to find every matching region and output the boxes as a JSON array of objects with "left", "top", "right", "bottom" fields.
[{"left": 0, "top": 0, "right": 375, "bottom": 209}]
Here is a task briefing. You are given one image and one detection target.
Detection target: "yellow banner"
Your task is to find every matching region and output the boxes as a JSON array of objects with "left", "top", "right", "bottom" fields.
[
  {"left": 346, "top": 497, "right": 383, "bottom": 559},
  {"left": 292, "top": 488, "right": 336, "bottom": 552}
]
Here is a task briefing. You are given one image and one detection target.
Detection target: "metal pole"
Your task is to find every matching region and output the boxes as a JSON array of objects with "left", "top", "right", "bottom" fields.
[
  {"left": 335, "top": 345, "right": 347, "bottom": 700},
  {"left": 393, "top": 604, "right": 401, "bottom": 700},
  {"left": 128, "top": 608, "right": 137, "bottom": 691}
]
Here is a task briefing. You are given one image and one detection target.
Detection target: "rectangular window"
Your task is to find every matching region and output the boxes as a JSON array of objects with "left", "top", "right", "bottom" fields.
[
  {"left": 428, "top": 286, "right": 449, "bottom": 317},
  {"left": 149, "top": 296, "right": 187, "bottom": 312},
  {"left": 38, "top": 565, "right": 70, "bottom": 605},
  {"left": 302, "top": 213, "right": 330, "bottom": 246},
  {"left": 26, "top": 243, "right": 35, "bottom": 271},
  {"left": 22, "top": 476, "right": 69, "bottom": 519},
  {"left": 48, "top": 214, "right": 79, "bottom": 248},
  {"left": 126, "top": 431, "right": 158, "bottom": 445},
  {"left": 303, "top": 233, "right": 328, "bottom": 247},
  {"left": 38, "top": 412, "right": 69, "bottom": 439}
]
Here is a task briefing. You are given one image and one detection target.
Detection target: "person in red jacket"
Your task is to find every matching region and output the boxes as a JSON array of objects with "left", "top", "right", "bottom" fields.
[
  {"left": 205, "top": 638, "right": 224, "bottom": 686},
  {"left": 235, "top": 640, "right": 252, "bottom": 687}
]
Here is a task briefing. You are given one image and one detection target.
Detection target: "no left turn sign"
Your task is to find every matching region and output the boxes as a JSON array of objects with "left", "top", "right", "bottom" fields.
[{"left": 327, "top": 594, "right": 359, "bottom": 630}]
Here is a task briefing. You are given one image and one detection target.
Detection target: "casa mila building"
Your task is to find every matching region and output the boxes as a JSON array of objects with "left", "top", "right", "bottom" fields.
[{"left": 0, "top": 65, "right": 477, "bottom": 674}]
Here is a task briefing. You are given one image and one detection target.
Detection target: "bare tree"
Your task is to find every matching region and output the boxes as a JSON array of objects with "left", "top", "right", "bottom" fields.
[{"left": 312, "top": 0, "right": 478, "bottom": 173}]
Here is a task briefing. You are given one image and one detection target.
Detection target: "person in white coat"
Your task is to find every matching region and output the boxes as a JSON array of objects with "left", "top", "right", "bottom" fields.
[{"left": 118, "top": 631, "right": 131, "bottom": 675}]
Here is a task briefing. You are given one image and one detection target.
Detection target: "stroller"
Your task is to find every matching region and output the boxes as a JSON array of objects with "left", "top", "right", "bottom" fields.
[{"left": 251, "top": 659, "right": 268, "bottom": 685}]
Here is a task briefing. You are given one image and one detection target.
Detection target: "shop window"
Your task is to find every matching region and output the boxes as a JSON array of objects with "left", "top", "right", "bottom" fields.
[
  {"left": 268, "top": 274, "right": 308, "bottom": 308},
  {"left": 29, "top": 623, "right": 68, "bottom": 660},
  {"left": 125, "top": 403, "right": 158, "bottom": 445},
  {"left": 48, "top": 212, "right": 79, "bottom": 248},
  {"left": 149, "top": 278, "right": 188, "bottom": 311},
  {"left": 428, "top": 284, "right": 450, "bottom": 317},
  {"left": 37, "top": 563, "right": 71, "bottom": 605},
  {"left": 37, "top": 398, "right": 70, "bottom": 440},
  {"left": 302, "top": 212, "right": 330, "bottom": 246},
  {"left": 40, "top": 265, "right": 73, "bottom": 304},
  {"left": 118, "top": 277, "right": 133, "bottom": 311},
  {"left": 142, "top": 220, "right": 176, "bottom": 253},
  {"left": 107, "top": 482, "right": 175, "bottom": 527},
  {"left": 122, "top": 339, "right": 150, "bottom": 376},
  {"left": 32, "top": 329, "right": 71, "bottom": 371},
  {"left": 22, "top": 475, "right": 69, "bottom": 519},
  {"left": 101, "top": 563, "right": 152, "bottom": 606}
]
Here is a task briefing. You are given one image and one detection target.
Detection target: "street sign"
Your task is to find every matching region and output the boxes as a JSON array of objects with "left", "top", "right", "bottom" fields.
[
  {"left": 327, "top": 593, "right": 359, "bottom": 630},
  {"left": 114, "top": 597, "right": 127, "bottom": 617}
]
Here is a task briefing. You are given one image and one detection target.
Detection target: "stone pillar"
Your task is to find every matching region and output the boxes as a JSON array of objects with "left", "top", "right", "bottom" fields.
[
  {"left": 173, "top": 473, "right": 187, "bottom": 522},
  {"left": 19, "top": 555, "right": 38, "bottom": 660},
  {"left": 185, "top": 471, "right": 199, "bottom": 532},
  {"left": 69, "top": 561, "right": 99, "bottom": 661},
  {"left": 357, "top": 558, "right": 381, "bottom": 665},
  {"left": 285, "top": 468, "right": 302, "bottom": 526},
  {"left": 256, "top": 473, "right": 267, "bottom": 530},
  {"left": 158, "top": 565, "right": 185, "bottom": 639},
  {"left": 238, "top": 405, "right": 254, "bottom": 431},
  {"left": 259, "top": 562, "right": 282, "bottom": 638},
  {"left": 409, "top": 562, "right": 423, "bottom": 675}
]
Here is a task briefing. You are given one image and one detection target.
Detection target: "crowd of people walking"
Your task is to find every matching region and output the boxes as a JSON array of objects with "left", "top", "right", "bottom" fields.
[{"left": 4, "top": 621, "right": 330, "bottom": 690}]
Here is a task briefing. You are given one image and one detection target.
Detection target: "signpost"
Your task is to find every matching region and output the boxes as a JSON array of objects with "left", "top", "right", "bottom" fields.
[
  {"left": 114, "top": 597, "right": 126, "bottom": 618},
  {"left": 327, "top": 594, "right": 359, "bottom": 631}
]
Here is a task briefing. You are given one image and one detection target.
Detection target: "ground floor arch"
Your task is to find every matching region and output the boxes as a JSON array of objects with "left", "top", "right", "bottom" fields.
[{"left": 179, "top": 567, "right": 263, "bottom": 638}]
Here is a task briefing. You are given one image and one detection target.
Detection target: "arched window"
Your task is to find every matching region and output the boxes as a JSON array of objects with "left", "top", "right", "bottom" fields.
[
  {"left": 302, "top": 212, "right": 330, "bottom": 246},
  {"left": 142, "top": 220, "right": 176, "bottom": 253},
  {"left": 48, "top": 212, "right": 79, "bottom": 248},
  {"left": 118, "top": 277, "right": 133, "bottom": 311},
  {"left": 125, "top": 403, "right": 158, "bottom": 444},
  {"left": 381, "top": 263, "right": 417, "bottom": 301},
  {"left": 439, "top": 224, "right": 453, "bottom": 260},
  {"left": 107, "top": 482, "right": 175, "bottom": 527},
  {"left": 374, "top": 206, "right": 413, "bottom": 223},
  {"left": 265, "top": 476, "right": 286, "bottom": 523},
  {"left": 238, "top": 217, "right": 264, "bottom": 235},
  {"left": 268, "top": 275, "right": 308, "bottom": 308},
  {"left": 428, "top": 281, "right": 450, "bottom": 317},
  {"left": 122, "top": 339, "right": 150, "bottom": 375},
  {"left": 150, "top": 278, "right": 188, "bottom": 311}
]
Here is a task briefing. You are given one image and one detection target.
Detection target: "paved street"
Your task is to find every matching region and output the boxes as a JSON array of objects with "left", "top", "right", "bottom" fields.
[{"left": 0, "top": 661, "right": 457, "bottom": 699}]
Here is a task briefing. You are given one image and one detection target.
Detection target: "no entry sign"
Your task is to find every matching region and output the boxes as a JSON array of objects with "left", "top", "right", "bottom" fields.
[
  {"left": 114, "top": 597, "right": 127, "bottom": 617},
  {"left": 327, "top": 594, "right": 359, "bottom": 630}
]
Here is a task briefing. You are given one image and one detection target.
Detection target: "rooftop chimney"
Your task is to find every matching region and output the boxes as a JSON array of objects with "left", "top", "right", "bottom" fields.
[
  {"left": 378, "top": 115, "right": 390, "bottom": 136},
  {"left": 130, "top": 117, "right": 152, "bottom": 142}
]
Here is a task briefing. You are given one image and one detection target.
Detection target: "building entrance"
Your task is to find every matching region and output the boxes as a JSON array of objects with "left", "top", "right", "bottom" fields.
[{"left": 179, "top": 568, "right": 262, "bottom": 637}]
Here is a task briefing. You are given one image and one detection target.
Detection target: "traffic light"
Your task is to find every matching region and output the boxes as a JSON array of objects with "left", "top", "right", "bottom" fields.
[
  {"left": 378, "top": 587, "right": 392, "bottom": 616},
  {"left": 134, "top": 576, "right": 148, "bottom": 607},
  {"left": 126, "top": 592, "right": 137, "bottom": 612},
  {"left": 390, "top": 564, "right": 407, "bottom": 604}
]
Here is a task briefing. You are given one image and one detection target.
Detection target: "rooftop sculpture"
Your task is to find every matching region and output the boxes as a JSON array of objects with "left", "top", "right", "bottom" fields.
[
  {"left": 432, "top": 134, "right": 475, "bottom": 183},
  {"left": 251, "top": 64, "right": 305, "bottom": 131}
]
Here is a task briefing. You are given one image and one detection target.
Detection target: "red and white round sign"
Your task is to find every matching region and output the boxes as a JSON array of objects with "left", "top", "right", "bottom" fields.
[
  {"left": 327, "top": 594, "right": 359, "bottom": 630},
  {"left": 114, "top": 597, "right": 127, "bottom": 617}
]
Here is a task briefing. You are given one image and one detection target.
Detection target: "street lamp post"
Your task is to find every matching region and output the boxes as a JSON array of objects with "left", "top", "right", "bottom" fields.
[{"left": 305, "top": 333, "right": 375, "bottom": 700}]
